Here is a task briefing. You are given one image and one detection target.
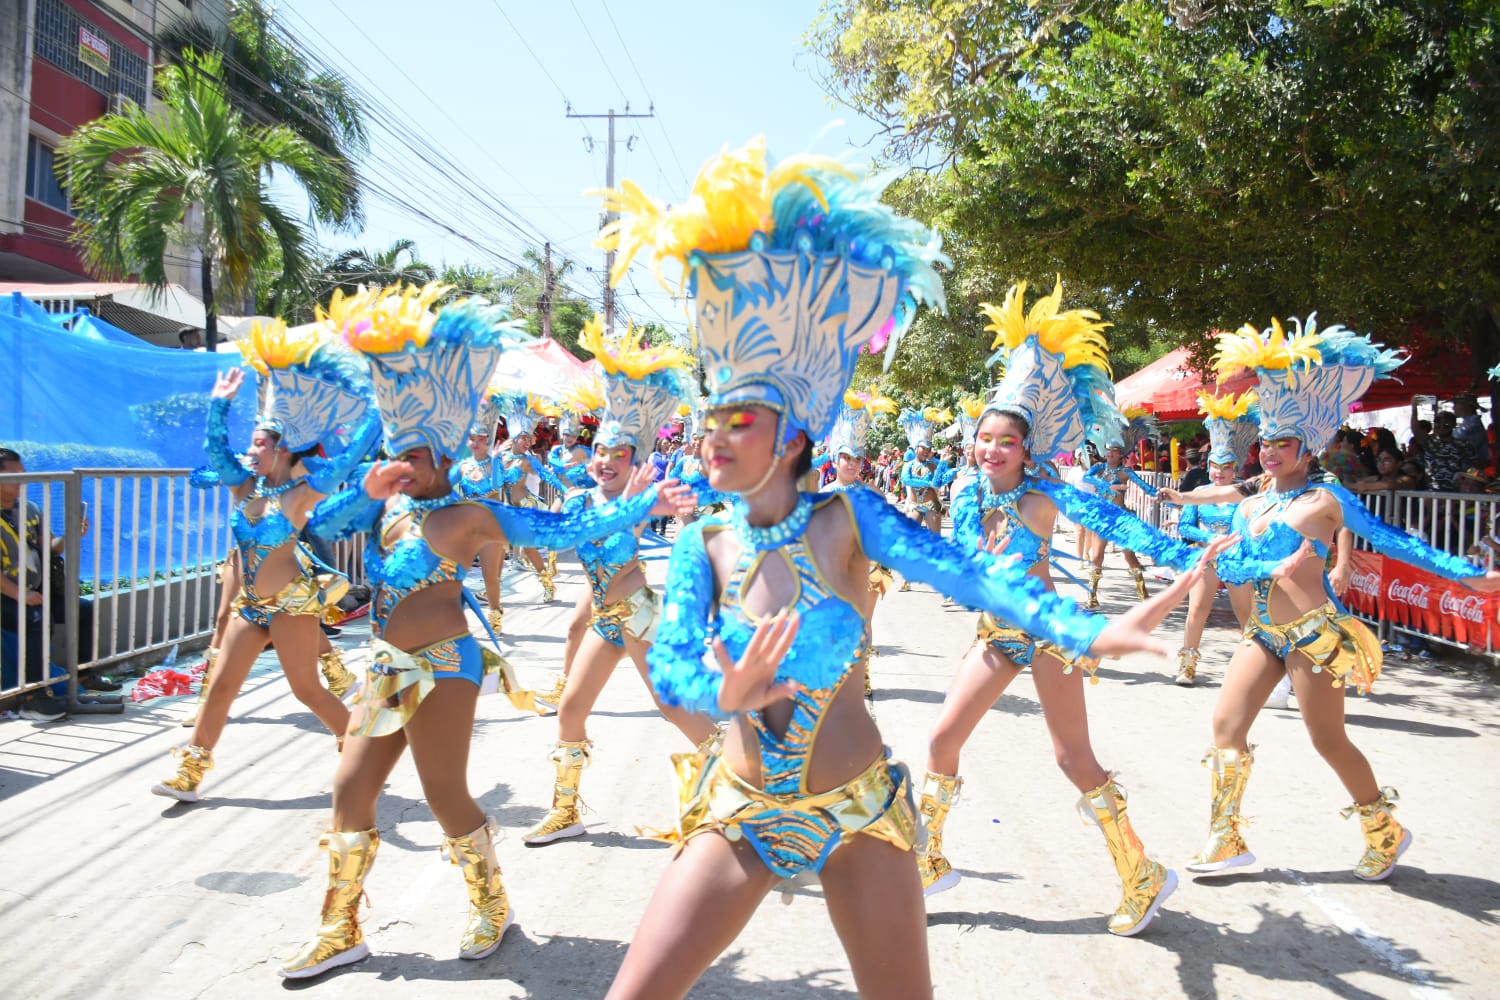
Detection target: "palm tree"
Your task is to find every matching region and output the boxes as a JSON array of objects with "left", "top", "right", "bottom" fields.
[
  {"left": 156, "top": 0, "right": 366, "bottom": 230},
  {"left": 58, "top": 51, "right": 352, "bottom": 351},
  {"left": 321, "top": 238, "right": 438, "bottom": 299}
]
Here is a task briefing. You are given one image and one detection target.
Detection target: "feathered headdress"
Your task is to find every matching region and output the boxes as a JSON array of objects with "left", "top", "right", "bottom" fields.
[
  {"left": 492, "top": 390, "right": 538, "bottom": 440},
  {"left": 897, "top": 406, "right": 951, "bottom": 450},
  {"left": 561, "top": 370, "right": 606, "bottom": 439},
  {"left": 1198, "top": 390, "right": 1261, "bottom": 467},
  {"left": 469, "top": 392, "right": 501, "bottom": 442},
  {"left": 953, "top": 396, "right": 985, "bottom": 446},
  {"left": 593, "top": 136, "right": 947, "bottom": 445},
  {"left": 980, "top": 278, "right": 1122, "bottom": 461},
  {"left": 827, "top": 387, "right": 898, "bottom": 458},
  {"left": 1118, "top": 407, "right": 1159, "bottom": 453},
  {"left": 237, "top": 319, "right": 373, "bottom": 453},
  {"left": 577, "top": 314, "right": 693, "bottom": 456},
  {"left": 325, "top": 283, "right": 528, "bottom": 460},
  {"left": 1214, "top": 315, "right": 1404, "bottom": 456}
]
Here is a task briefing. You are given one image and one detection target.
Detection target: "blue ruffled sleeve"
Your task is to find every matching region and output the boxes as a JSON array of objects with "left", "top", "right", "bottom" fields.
[
  {"left": 307, "top": 484, "right": 384, "bottom": 540},
  {"left": 523, "top": 453, "right": 570, "bottom": 495},
  {"left": 188, "top": 465, "right": 220, "bottom": 489},
  {"left": 307, "top": 412, "right": 382, "bottom": 494},
  {"left": 1176, "top": 504, "right": 1211, "bottom": 544},
  {"left": 842, "top": 488, "right": 1105, "bottom": 656},
  {"left": 902, "top": 461, "right": 934, "bottom": 489},
  {"left": 483, "top": 484, "right": 657, "bottom": 551},
  {"left": 948, "top": 476, "right": 982, "bottom": 548},
  {"left": 1081, "top": 463, "right": 1111, "bottom": 495},
  {"left": 1331, "top": 484, "right": 1484, "bottom": 580},
  {"left": 204, "top": 397, "right": 250, "bottom": 488},
  {"left": 500, "top": 458, "right": 526, "bottom": 486},
  {"left": 646, "top": 521, "right": 726, "bottom": 719},
  {"left": 682, "top": 472, "right": 731, "bottom": 508},
  {"left": 934, "top": 460, "right": 957, "bottom": 488},
  {"left": 1032, "top": 478, "right": 1201, "bottom": 571},
  {"left": 1125, "top": 469, "right": 1159, "bottom": 497},
  {"left": 552, "top": 457, "right": 594, "bottom": 488}
]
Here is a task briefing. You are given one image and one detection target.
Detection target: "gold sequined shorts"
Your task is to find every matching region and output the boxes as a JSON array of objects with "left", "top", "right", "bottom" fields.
[
  {"left": 975, "top": 614, "right": 1099, "bottom": 679},
  {"left": 348, "top": 633, "right": 488, "bottom": 738},
  {"left": 868, "top": 564, "right": 894, "bottom": 597},
  {"left": 588, "top": 584, "right": 660, "bottom": 648},
  {"left": 232, "top": 550, "right": 347, "bottom": 629},
  {"left": 1244, "top": 601, "right": 1382, "bottom": 693},
  {"left": 653, "top": 751, "right": 919, "bottom": 879}
]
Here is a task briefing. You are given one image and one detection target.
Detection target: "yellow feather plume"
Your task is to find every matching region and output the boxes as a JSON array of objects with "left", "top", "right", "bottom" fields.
[
  {"left": 842, "top": 387, "right": 898, "bottom": 414},
  {"left": 1213, "top": 317, "right": 1324, "bottom": 377},
  {"left": 321, "top": 282, "right": 448, "bottom": 354},
  {"left": 577, "top": 313, "right": 695, "bottom": 380},
  {"left": 236, "top": 318, "right": 319, "bottom": 374},
  {"left": 978, "top": 277, "right": 1112, "bottom": 375},
  {"left": 529, "top": 395, "right": 560, "bottom": 418},
  {"left": 1197, "top": 389, "right": 1258, "bottom": 420},
  {"left": 591, "top": 136, "right": 850, "bottom": 288},
  {"left": 923, "top": 407, "right": 954, "bottom": 424},
  {"left": 957, "top": 396, "right": 985, "bottom": 419},
  {"left": 564, "top": 373, "right": 607, "bottom": 415}
]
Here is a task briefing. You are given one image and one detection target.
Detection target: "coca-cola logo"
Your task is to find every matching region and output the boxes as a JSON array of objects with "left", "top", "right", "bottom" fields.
[
  {"left": 1350, "top": 569, "right": 1380, "bottom": 598},
  {"left": 1387, "top": 579, "right": 1431, "bottom": 609},
  {"left": 1439, "top": 590, "right": 1485, "bottom": 624}
]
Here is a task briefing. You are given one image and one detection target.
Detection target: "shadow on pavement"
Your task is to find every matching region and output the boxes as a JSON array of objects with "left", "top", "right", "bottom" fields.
[
  {"left": 279, "top": 932, "right": 856, "bottom": 996},
  {"left": 1197, "top": 864, "right": 1500, "bottom": 926}
]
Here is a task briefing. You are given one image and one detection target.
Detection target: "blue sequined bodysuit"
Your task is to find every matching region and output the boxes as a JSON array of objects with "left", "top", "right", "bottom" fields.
[
  {"left": 231, "top": 480, "right": 314, "bottom": 609},
  {"left": 568, "top": 488, "right": 652, "bottom": 645},
  {"left": 650, "top": 487, "right": 1109, "bottom": 876},
  {"left": 1176, "top": 502, "right": 1237, "bottom": 544}
]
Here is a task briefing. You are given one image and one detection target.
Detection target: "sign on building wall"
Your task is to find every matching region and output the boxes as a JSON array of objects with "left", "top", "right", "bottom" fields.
[{"left": 78, "top": 25, "right": 111, "bottom": 75}]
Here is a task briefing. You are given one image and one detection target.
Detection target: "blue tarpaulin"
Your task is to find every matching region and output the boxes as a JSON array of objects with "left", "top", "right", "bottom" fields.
[{"left": 2, "top": 293, "right": 255, "bottom": 584}]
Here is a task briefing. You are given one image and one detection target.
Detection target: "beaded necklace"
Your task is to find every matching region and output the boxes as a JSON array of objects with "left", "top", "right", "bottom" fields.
[{"left": 732, "top": 493, "right": 815, "bottom": 552}]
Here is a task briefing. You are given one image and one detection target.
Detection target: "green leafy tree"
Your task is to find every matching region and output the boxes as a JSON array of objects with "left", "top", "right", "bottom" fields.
[
  {"left": 158, "top": 0, "right": 366, "bottom": 229},
  {"left": 322, "top": 238, "right": 438, "bottom": 298},
  {"left": 58, "top": 51, "right": 352, "bottom": 350},
  {"left": 810, "top": 0, "right": 1500, "bottom": 375}
]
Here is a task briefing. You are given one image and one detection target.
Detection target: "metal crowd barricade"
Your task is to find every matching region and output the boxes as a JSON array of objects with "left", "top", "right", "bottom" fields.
[{"left": 1, "top": 467, "right": 243, "bottom": 714}]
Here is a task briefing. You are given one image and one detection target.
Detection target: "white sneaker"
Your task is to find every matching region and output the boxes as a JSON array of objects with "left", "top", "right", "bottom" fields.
[{"left": 1262, "top": 678, "right": 1293, "bottom": 711}]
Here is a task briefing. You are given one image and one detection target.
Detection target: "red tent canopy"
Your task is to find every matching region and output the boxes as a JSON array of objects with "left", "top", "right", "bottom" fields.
[{"left": 1115, "top": 339, "right": 1478, "bottom": 422}]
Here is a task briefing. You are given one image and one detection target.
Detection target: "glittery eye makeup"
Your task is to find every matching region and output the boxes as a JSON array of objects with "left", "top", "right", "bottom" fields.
[{"left": 704, "top": 410, "right": 759, "bottom": 432}]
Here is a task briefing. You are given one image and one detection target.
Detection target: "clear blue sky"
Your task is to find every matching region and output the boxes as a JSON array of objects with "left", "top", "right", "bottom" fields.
[{"left": 267, "top": 0, "right": 879, "bottom": 335}]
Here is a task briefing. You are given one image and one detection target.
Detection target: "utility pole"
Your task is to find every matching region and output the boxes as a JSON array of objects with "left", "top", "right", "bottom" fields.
[
  {"left": 567, "top": 103, "right": 654, "bottom": 337},
  {"left": 539, "top": 241, "right": 554, "bottom": 341}
]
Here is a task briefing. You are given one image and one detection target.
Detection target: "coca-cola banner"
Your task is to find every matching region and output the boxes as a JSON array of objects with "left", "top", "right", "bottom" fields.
[
  {"left": 1349, "top": 553, "right": 1496, "bottom": 649},
  {"left": 1344, "top": 551, "right": 1382, "bottom": 617}
]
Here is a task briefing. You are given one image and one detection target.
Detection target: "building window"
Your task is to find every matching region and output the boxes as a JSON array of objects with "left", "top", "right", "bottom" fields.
[
  {"left": 26, "top": 137, "right": 72, "bottom": 215},
  {"left": 32, "top": 0, "right": 148, "bottom": 107}
]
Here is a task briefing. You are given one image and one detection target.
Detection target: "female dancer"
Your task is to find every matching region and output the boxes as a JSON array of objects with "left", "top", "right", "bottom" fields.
[
  {"left": 1186, "top": 317, "right": 1498, "bottom": 883},
  {"left": 915, "top": 281, "right": 1220, "bottom": 937},
  {"left": 523, "top": 317, "right": 718, "bottom": 846},
  {"left": 594, "top": 139, "right": 1212, "bottom": 999},
  {"left": 279, "top": 286, "right": 692, "bottom": 979},
  {"left": 455, "top": 396, "right": 510, "bottom": 632},
  {"left": 1082, "top": 420, "right": 1159, "bottom": 606},
  {"left": 1171, "top": 391, "right": 1258, "bottom": 686},
  {"left": 493, "top": 393, "right": 568, "bottom": 602},
  {"left": 154, "top": 323, "right": 377, "bottom": 801}
]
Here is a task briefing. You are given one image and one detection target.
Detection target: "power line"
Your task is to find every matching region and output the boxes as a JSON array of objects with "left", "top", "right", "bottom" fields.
[{"left": 595, "top": 0, "right": 691, "bottom": 188}]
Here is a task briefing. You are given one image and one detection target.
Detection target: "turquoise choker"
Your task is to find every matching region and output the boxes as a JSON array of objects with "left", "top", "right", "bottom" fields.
[
  {"left": 732, "top": 494, "right": 815, "bottom": 551},
  {"left": 979, "top": 475, "right": 1031, "bottom": 515}
]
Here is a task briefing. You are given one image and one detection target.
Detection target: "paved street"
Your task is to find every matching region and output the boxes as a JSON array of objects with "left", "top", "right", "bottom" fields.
[{"left": 1, "top": 534, "right": 1497, "bottom": 999}]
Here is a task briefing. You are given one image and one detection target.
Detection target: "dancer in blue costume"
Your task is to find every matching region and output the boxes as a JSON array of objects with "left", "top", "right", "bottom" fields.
[
  {"left": 896, "top": 405, "right": 953, "bottom": 533},
  {"left": 1081, "top": 412, "right": 1160, "bottom": 607},
  {"left": 914, "top": 280, "right": 1229, "bottom": 937},
  {"left": 455, "top": 393, "right": 512, "bottom": 633},
  {"left": 1181, "top": 317, "right": 1500, "bottom": 884},
  {"left": 154, "top": 322, "right": 378, "bottom": 803},
  {"left": 523, "top": 316, "right": 719, "bottom": 846},
  {"left": 492, "top": 392, "right": 569, "bottom": 603},
  {"left": 279, "top": 285, "right": 693, "bottom": 980},
  {"left": 592, "top": 139, "right": 1209, "bottom": 999},
  {"left": 1167, "top": 390, "right": 1260, "bottom": 687},
  {"left": 548, "top": 405, "right": 596, "bottom": 490}
]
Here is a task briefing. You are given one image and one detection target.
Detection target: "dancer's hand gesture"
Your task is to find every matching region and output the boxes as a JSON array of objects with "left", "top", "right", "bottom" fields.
[
  {"left": 714, "top": 611, "right": 801, "bottom": 713},
  {"left": 641, "top": 474, "right": 695, "bottom": 517},
  {"left": 211, "top": 367, "right": 244, "bottom": 400},
  {"left": 1087, "top": 534, "right": 1238, "bottom": 659},
  {"left": 1157, "top": 487, "right": 1183, "bottom": 505},
  {"left": 364, "top": 460, "right": 414, "bottom": 500},
  {"left": 1271, "top": 538, "right": 1318, "bottom": 580}
]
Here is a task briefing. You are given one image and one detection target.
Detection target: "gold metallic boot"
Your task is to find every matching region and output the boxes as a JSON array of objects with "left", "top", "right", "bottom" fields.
[
  {"left": 320, "top": 648, "right": 357, "bottom": 700},
  {"left": 1079, "top": 776, "right": 1176, "bottom": 936},
  {"left": 538, "top": 553, "right": 557, "bottom": 603},
  {"left": 538, "top": 672, "right": 567, "bottom": 715},
  {"left": 1344, "top": 787, "right": 1411, "bottom": 882},
  {"left": 443, "top": 817, "right": 514, "bottom": 960},
  {"left": 1084, "top": 567, "right": 1103, "bottom": 610},
  {"left": 917, "top": 772, "right": 963, "bottom": 896},
  {"left": 151, "top": 744, "right": 214, "bottom": 802},
  {"left": 1175, "top": 648, "right": 1199, "bottom": 687},
  {"left": 523, "top": 740, "right": 590, "bottom": 844},
  {"left": 487, "top": 607, "right": 504, "bottom": 634},
  {"left": 1186, "top": 746, "right": 1256, "bottom": 874},
  {"left": 279, "top": 829, "right": 379, "bottom": 979},
  {"left": 1130, "top": 565, "right": 1149, "bottom": 600},
  {"left": 181, "top": 647, "right": 217, "bottom": 727}
]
